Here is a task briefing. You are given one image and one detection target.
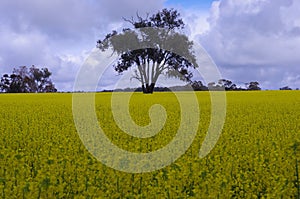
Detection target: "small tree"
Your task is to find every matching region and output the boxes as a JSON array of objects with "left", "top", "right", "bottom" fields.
[
  {"left": 218, "top": 79, "right": 237, "bottom": 91},
  {"left": 247, "top": 81, "right": 261, "bottom": 91},
  {"left": 0, "top": 66, "right": 57, "bottom": 93},
  {"left": 97, "top": 9, "right": 198, "bottom": 94},
  {"left": 280, "top": 86, "right": 292, "bottom": 90},
  {"left": 191, "top": 80, "right": 208, "bottom": 91}
]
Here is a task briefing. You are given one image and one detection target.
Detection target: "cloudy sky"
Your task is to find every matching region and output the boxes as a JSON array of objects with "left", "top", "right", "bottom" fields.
[{"left": 0, "top": 0, "right": 299, "bottom": 90}]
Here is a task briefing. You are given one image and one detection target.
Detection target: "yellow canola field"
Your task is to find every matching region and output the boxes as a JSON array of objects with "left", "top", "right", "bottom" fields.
[{"left": 0, "top": 91, "right": 299, "bottom": 198}]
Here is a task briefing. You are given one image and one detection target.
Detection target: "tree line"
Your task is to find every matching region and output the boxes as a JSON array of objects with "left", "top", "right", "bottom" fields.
[
  {"left": 102, "top": 79, "right": 262, "bottom": 92},
  {"left": 193, "top": 79, "right": 261, "bottom": 91},
  {"left": 0, "top": 66, "right": 297, "bottom": 93},
  {"left": 0, "top": 65, "right": 57, "bottom": 93},
  {"left": 109, "top": 80, "right": 299, "bottom": 92}
]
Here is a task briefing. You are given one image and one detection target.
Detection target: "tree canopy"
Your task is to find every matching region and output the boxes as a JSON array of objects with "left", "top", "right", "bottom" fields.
[
  {"left": 0, "top": 65, "right": 57, "bottom": 93},
  {"left": 247, "top": 82, "right": 261, "bottom": 91},
  {"left": 97, "top": 8, "right": 198, "bottom": 94}
]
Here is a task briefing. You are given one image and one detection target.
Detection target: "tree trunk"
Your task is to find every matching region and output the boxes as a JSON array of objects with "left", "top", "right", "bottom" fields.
[
  {"left": 142, "top": 83, "right": 155, "bottom": 94},
  {"left": 150, "top": 83, "right": 155, "bottom": 93}
]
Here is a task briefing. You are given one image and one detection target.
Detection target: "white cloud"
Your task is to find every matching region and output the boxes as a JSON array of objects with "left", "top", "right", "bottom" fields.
[
  {"left": 199, "top": 0, "right": 300, "bottom": 89},
  {"left": 182, "top": 10, "right": 210, "bottom": 39},
  {"left": 0, "top": 0, "right": 165, "bottom": 91}
]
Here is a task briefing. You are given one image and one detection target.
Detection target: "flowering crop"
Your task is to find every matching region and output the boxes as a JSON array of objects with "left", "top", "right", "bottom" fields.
[{"left": 0, "top": 91, "right": 299, "bottom": 198}]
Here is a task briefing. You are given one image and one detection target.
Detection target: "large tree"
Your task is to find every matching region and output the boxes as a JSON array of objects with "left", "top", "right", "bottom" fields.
[
  {"left": 0, "top": 65, "right": 57, "bottom": 93},
  {"left": 97, "top": 8, "right": 198, "bottom": 94}
]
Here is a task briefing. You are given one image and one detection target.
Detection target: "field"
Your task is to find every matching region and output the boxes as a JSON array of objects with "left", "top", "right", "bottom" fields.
[{"left": 0, "top": 91, "right": 299, "bottom": 198}]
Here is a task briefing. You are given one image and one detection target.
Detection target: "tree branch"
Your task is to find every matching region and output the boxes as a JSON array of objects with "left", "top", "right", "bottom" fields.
[
  {"left": 122, "top": 16, "right": 135, "bottom": 25},
  {"left": 131, "top": 70, "right": 142, "bottom": 82}
]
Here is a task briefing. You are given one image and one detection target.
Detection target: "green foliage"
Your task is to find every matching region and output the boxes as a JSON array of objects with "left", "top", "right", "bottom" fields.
[
  {"left": 0, "top": 91, "right": 299, "bottom": 198},
  {"left": 247, "top": 81, "right": 261, "bottom": 91},
  {"left": 97, "top": 9, "right": 197, "bottom": 94},
  {"left": 0, "top": 65, "right": 57, "bottom": 93}
]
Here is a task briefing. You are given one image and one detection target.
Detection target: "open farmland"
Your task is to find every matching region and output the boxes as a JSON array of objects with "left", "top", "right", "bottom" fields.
[{"left": 0, "top": 91, "right": 299, "bottom": 198}]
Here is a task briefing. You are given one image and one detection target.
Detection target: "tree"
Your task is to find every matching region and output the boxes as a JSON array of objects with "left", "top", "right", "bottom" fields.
[
  {"left": 191, "top": 80, "right": 208, "bottom": 91},
  {"left": 97, "top": 8, "right": 198, "bottom": 94},
  {"left": 0, "top": 73, "right": 24, "bottom": 93},
  {"left": 247, "top": 81, "right": 261, "bottom": 91},
  {"left": 280, "top": 86, "right": 292, "bottom": 90},
  {"left": 0, "top": 65, "right": 57, "bottom": 93},
  {"left": 218, "top": 79, "right": 237, "bottom": 91}
]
